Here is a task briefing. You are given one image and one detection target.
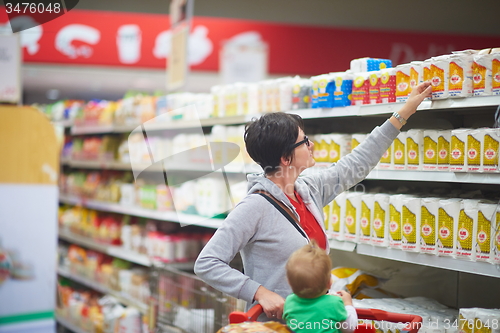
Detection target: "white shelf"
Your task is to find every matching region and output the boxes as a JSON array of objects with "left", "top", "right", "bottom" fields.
[
  {"left": 328, "top": 239, "right": 500, "bottom": 278},
  {"left": 366, "top": 169, "right": 500, "bottom": 184},
  {"left": 56, "top": 315, "right": 89, "bottom": 333},
  {"left": 57, "top": 267, "right": 148, "bottom": 313},
  {"left": 58, "top": 230, "right": 152, "bottom": 266},
  {"left": 59, "top": 194, "right": 224, "bottom": 229},
  {"left": 67, "top": 96, "right": 500, "bottom": 135},
  {"left": 52, "top": 119, "right": 73, "bottom": 128}
]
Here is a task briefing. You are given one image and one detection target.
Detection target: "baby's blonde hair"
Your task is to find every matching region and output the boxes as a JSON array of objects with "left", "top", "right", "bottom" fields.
[{"left": 286, "top": 240, "right": 332, "bottom": 298}]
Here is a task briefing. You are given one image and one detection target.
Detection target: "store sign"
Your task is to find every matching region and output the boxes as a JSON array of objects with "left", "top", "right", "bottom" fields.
[
  {"left": 1, "top": 8, "right": 500, "bottom": 75},
  {"left": 0, "top": 34, "right": 21, "bottom": 104}
]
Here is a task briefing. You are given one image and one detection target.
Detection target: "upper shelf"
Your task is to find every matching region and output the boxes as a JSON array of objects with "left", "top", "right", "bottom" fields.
[
  {"left": 68, "top": 96, "right": 500, "bottom": 135},
  {"left": 59, "top": 194, "right": 224, "bottom": 229},
  {"left": 329, "top": 240, "right": 500, "bottom": 278}
]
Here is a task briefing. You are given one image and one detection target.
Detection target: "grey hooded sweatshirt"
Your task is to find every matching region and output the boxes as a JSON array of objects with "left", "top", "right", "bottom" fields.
[{"left": 194, "top": 119, "right": 399, "bottom": 311}]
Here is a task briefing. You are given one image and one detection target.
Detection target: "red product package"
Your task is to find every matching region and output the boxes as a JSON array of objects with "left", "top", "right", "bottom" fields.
[
  {"left": 379, "top": 68, "right": 396, "bottom": 103},
  {"left": 368, "top": 72, "right": 381, "bottom": 104},
  {"left": 352, "top": 72, "right": 370, "bottom": 105}
]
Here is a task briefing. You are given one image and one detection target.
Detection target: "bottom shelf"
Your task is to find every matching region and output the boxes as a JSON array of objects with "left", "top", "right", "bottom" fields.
[{"left": 56, "top": 314, "right": 88, "bottom": 333}]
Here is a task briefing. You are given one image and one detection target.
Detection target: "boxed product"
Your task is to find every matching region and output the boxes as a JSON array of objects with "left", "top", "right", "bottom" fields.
[
  {"left": 473, "top": 53, "right": 494, "bottom": 96},
  {"left": 407, "top": 129, "right": 424, "bottom": 171},
  {"left": 494, "top": 51, "right": 500, "bottom": 95},
  {"left": 431, "top": 55, "right": 450, "bottom": 99},
  {"left": 371, "top": 194, "right": 390, "bottom": 247},
  {"left": 350, "top": 57, "right": 392, "bottom": 72},
  {"left": 483, "top": 128, "right": 500, "bottom": 172},
  {"left": 396, "top": 64, "right": 412, "bottom": 103},
  {"left": 329, "top": 134, "right": 352, "bottom": 163},
  {"left": 401, "top": 196, "right": 421, "bottom": 252},
  {"left": 351, "top": 134, "right": 368, "bottom": 151},
  {"left": 330, "top": 72, "right": 354, "bottom": 107},
  {"left": 420, "top": 198, "right": 440, "bottom": 255},
  {"left": 448, "top": 51, "right": 474, "bottom": 98},
  {"left": 360, "top": 194, "right": 375, "bottom": 244},
  {"left": 437, "top": 130, "right": 452, "bottom": 171},
  {"left": 393, "top": 132, "right": 407, "bottom": 170},
  {"left": 378, "top": 144, "right": 393, "bottom": 170},
  {"left": 330, "top": 192, "right": 346, "bottom": 240},
  {"left": 450, "top": 129, "right": 471, "bottom": 172},
  {"left": 467, "top": 129, "right": 484, "bottom": 172},
  {"left": 344, "top": 192, "right": 363, "bottom": 243},
  {"left": 291, "top": 77, "right": 311, "bottom": 110},
  {"left": 379, "top": 68, "right": 397, "bottom": 103},
  {"left": 456, "top": 200, "right": 479, "bottom": 261},
  {"left": 475, "top": 203, "right": 497, "bottom": 262},
  {"left": 368, "top": 71, "right": 381, "bottom": 104},
  {"left": 352, "top": 72, "right": 371, "bottom": 105},
  {"left": 311, "top": 74, "right": 332, "bottom": 108},
  {"left": 389, "top": 194, "right": 406, "bottom": 249},
  {"left": 423, "top": 130, "right": 439, "bottom": 171},
  {"left": 314, "top": 135, "right": 330, "bottom": 163},
  {"left": 410, "top": 61, "right": 424, "bottom": 90},
  {"left": 437, "top": 199, "right": 462, "bottom": 257}
]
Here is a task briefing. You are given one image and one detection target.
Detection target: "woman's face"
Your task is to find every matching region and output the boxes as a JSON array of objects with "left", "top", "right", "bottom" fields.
[{"left": 291, "top": 128, "right": 315, "bottom": 172}]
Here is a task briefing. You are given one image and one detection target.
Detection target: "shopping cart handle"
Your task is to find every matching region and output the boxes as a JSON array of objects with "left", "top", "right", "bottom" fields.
[
  {"left": 356, "top": 308, "right": 423, "bottom": 333},
  {"left": 229, "top": 304, "right": 263, "bottom": 324}
]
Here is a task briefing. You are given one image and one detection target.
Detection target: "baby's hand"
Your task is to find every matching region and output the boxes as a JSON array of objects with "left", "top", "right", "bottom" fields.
[{"left": 336, "top": 290, "right": 353, "bottom": 306}]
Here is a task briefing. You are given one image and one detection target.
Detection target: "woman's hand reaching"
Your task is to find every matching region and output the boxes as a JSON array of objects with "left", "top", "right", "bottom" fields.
[
  {"left": 391, "top": 81, "right": 433, "bottom": 130},
  {"left": 254, "top": 286, "right": 285, "bottom": 319}
]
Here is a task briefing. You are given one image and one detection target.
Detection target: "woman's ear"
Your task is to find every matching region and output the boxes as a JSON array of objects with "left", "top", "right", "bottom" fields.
[{"left": 280, "top": 156, "right": 290, "bottom": 167}]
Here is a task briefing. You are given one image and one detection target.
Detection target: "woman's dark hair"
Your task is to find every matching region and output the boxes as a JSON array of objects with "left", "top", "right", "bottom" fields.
[{"left": 244, "top": 112, "right": 305, "bottom": 174}]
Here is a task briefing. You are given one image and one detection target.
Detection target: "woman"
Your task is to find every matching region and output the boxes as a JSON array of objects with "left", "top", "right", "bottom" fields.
[{"left": 194, "top": 82, "right": 432, "bottom": 320}]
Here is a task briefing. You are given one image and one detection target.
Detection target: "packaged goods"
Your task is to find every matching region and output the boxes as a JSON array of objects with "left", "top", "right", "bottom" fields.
[
  {"left": 389, "top": 194, "right": 406, "bottom": 249},
  {"left": 278, "top": 77, "right": 293, "bottom": 112},
  {"left": 423, "top": 130, "right": 439, "bottom": 171},
  {"left": 493, "top": 51, "right": 500, "bottom": 95},
  {"left": 120, "top": 184, "right": 136, "bottom": 206},
  {"left": 431, "top": 56, "right": 450, "bottom": 99},
  {"left": 494, "top": 207, "right": 500, "bottom": 264},
  {"left": 328, "top": 134, "right": 352, "bottom": 163},
  {"left": 456, "top": 200, "right": 480, "bottom": 260},
  {"left": 352, "top": 72, "right": 371, "bottom": 105},
  {"left": 473, "top": 53, "right": 494, "bottom": 96},
  {"left": 247, "top": 83, "right": 259, "bottom": 114},
  {"left": 323, "top": 202, "right": 332, "bottom": 231},
  {"left": 422, "top": 59, "right": 433, "bottom": 83},
  {"left": 379, "top": 68, "right": 397, "bottom": 103},
  {"left": 483, "top": 128, "right": 500, "bottom": 172},
  {"left": 378, "top": 144, "right": 393, "bottom": 170},
  {"left": 467, "top": 129, "right": 484, "bottom": 172},
  {"left": 344, "top": 192, "right": 363, "bottom": 243},
  {"left": 437, "top": 130, "right": 452, "bottom": 171},
  {"left": 350, "top": 57, "right": 392, "bottom": 72},
  {"left": 330, "top": 72, "right": 354, "bottom": 107},
  {"left": 396, "top": 64, "right": 412, "bottom": 103},
  {"left": 475, "top": 203, "right": 497, "bottom": 262},
  {"left": 450, "top": 129, "right": 471, "bottom": 172},
  {"left": 330, "top": 192, "right": 346, "bottom": 240},
  {"left": 312, "top": 135, "right": 328, "bottom": 163},
  {"left": 360, "top": 194, "right": 375, "bottom": 244},
  {"left": 371, "top": 194, "right": 390, "bottom": 247},
  {"left": 156, "top": 185, "right": 173, "bottom": 211},
  {"left": 410, "top": 61, "right": 423, "bottom": 90},
  {"left": 448, "top": 51, "right": 474, "bottom": 98},
  {"left": 139, "top": 185, "right": 157, "bottom": 210},
  {"left": 311, "top": 74, "right": 331, "bottom": 108},
  {"left": 401, "top": 196, "right": 421, "bottom": 252},
  {"left": 351, "top": 134, "right": 368, "bottom": 151},
  {"left": 224, "top": 84, "right": 237, "bottom": 117},
  {"left": 437, "top": 199, "right": 462, "bottom": 257},
  {"left": 393, "top": 132, "right": 407, "bottom": 170},
  {"left": 420, "top": 198, "right": 440, "bottom": 255},
  {"left": 291, "top": 77, "right": 311, "bottom": 110},
  {"left": 407, "top": 129, "right": 424, "bottom": 170},
  {"left": 368, "top": 71, "right": 381, "bottom": 104}
]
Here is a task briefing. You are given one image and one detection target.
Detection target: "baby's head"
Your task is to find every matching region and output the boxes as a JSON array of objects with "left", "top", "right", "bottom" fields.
[{"left": 286, "top": 240, "right": 332, "bottom": 299}]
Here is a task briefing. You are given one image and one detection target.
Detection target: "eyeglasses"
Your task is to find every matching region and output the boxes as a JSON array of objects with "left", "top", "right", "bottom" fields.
[{"left": 290, "top": 135, "right": 310, "bottom": 150}]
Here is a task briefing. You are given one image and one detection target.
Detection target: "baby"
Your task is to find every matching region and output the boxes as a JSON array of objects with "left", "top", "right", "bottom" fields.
[{"left": 283, "top": 240, "right": 357, "bottom": 333}]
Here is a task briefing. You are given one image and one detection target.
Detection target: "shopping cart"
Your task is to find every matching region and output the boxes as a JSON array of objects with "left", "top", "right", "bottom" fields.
[{"left": 229, "top": 304, "right": 423, "bottom": 333}]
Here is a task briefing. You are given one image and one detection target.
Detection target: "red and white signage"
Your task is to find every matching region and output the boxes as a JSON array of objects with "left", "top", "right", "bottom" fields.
[{"left": 1, "top": 8, "right": 500, "bottom": 75}]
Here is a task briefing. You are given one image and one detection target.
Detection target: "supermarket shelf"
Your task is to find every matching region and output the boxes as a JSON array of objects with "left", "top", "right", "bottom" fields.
[
  {"left": 57, "top": 267, "right": 148, "bottom": 313},
  {"left": 356, "top": 244, "right": 500, "bottom": 279},
  {"left": 328, "top": 239, "right": 500, "bottom": 278},
  {"left": 67, "top": 96, "right": 500, "bottom": 135},
  {"left": 52, "top": 119, "right": 73, "bottom": 128},
  {"left": 366, "top": 169, "right": 500, "bottom": 184},
  {"left": 61, "top": 159, "right": 262, "bottom": 174},
  {"left": 55, "top": 315, "right": 88, "bottom": 333},
  {"left": 58, "top": 230, "right": 152, "bottom": 266},
  {"left": 59, "top": 194, "right": 225, "bottom": 229}
]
